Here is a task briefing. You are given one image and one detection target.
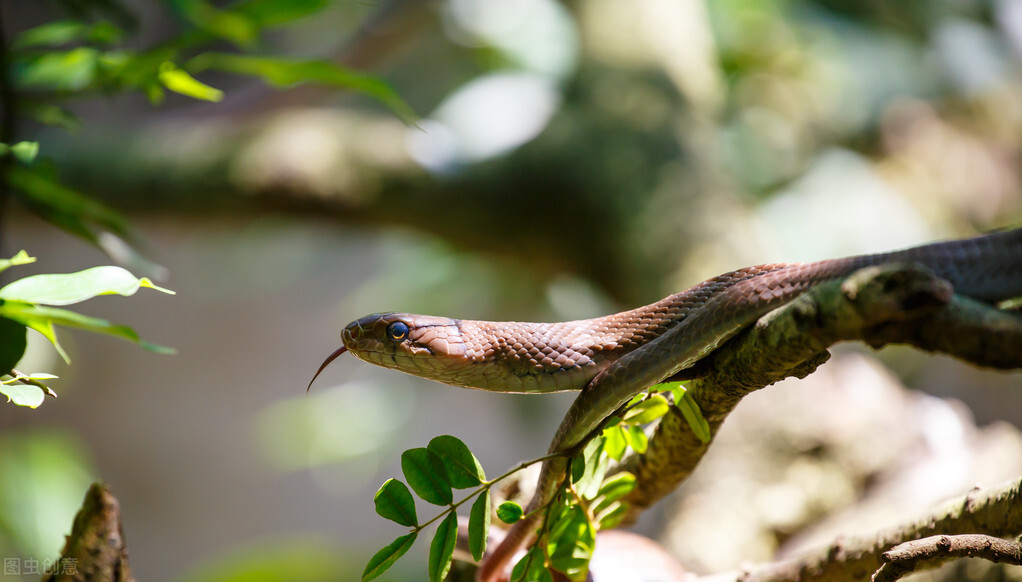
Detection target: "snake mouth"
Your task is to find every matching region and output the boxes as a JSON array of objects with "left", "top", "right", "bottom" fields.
[{"left": 306, "top": 345, "right": 349, "bottom": 392}]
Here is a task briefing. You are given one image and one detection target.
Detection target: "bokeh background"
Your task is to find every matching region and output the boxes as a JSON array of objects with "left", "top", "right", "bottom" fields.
[{"left": 2, "top": 0, "right": 1022, "bottom": 580}]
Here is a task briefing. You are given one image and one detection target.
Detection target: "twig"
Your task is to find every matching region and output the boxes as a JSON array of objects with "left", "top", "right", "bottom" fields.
[{"left": 872, "top": 533, "right": 1022, "bottom": 582}]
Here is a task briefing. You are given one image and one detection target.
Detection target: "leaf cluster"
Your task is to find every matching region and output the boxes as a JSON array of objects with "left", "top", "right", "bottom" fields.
[
  {"left": 364, "top": 435, "right": 488, "bottom": 582},
  {"left": 1, "top": 0, "right": 417, "bottom": 407},
  {"left": 363, "top": 383, "right": 710, "bottom": 581},
  {"left": 0, "top": 254, "right": 175, "bottom": 407}
]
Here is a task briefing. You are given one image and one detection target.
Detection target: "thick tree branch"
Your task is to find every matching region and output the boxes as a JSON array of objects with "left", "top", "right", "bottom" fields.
[
  {"left": 604, "top": 263, "right": 1021, "bottom": 580},
  {"left": 617, "top": 262, "right": 1022, "bottom": 517}
]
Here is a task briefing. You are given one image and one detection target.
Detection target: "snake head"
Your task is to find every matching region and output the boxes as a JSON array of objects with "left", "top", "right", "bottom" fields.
[{"left": 339, "top": 312, "right": 473, "bottom": 382}]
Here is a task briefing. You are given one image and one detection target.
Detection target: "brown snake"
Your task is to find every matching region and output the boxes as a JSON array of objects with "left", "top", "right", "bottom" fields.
[{"left": 309, "top": 228, "right": 1022, "bottom": 581}]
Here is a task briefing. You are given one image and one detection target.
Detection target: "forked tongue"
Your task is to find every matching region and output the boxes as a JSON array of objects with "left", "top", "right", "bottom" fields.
[{"left": 306, "top": 346, "right": 348, "bottom": 392}]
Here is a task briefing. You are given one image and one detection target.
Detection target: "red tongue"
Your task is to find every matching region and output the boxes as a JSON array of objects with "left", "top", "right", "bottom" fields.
[{"left": 306, "top": 346, "right": 348, "bottom": 392}]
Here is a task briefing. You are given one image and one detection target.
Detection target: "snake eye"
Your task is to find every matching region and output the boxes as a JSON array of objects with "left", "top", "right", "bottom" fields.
[{"left": 386, "top": 321, "right": 409, "bottom": 341}]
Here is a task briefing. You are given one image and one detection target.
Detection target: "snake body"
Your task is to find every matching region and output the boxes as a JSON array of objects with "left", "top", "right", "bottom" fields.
[{"left": 327, "top": 229, "right": 1022, "bottom": 581}]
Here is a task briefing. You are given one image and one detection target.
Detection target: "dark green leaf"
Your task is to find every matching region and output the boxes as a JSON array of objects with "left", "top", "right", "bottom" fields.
[
  {"left": 0, "top": 317, "right": 28, "bottom": 376},
  {"left": 428, "top": 435, "right": 484, "bottom": 489},
  {"left": 157, "top": 62, "right": 223, "bottom": 102},
  {"left": 362, "top": 532, "right": 416, "bottom": 582},
  {"left": 8, "top": 165, "right": 130, "bottom": 246},
  {"left": 186, "top": 52, "right": 417, "bottom": 123},
  {"left": 569, "top": 454, "right": 585, "bottom": 484},
  {"left": 401, "top": 448, "right": 452, "bottom": 506},
  {"left": 0, "top": 265, "right": 174, "bottom": 306},
  {"left": 496, "top": 501, "right": 523, "bottom": 524},
  {"left": 623, "top": 394, "right": 670, "bottom": 425},
  {"left": 428, "top": 512, "right": 458, "bottom": 582},
  {"left": 14, "top": 48, "right": 99, "bottom": 91},
  {"left": 671, "top": 384, "right": 712, "bottom": 443},
  {"left": 468, "top": 489, "right": 490, "bottom": 562},
  {"left": 373, "top": 478, "right": 417, "bottom": 527},
  {"left": 510, "top": 546, "right": 552, "bottom": 582},
  {"left": 22, "top": 102, "right": 82, "bottom": 132}
]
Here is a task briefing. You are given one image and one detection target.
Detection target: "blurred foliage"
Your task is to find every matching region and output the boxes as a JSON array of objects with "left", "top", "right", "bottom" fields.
[
  {"left": 174, "top": 537, "right": 352, "bottom": 582},
  {"left": 0, "top": 0, "right": 414, "bottom": 578},
  {"left": 0, "top": 430, "right": 94, "bottom": 578}
]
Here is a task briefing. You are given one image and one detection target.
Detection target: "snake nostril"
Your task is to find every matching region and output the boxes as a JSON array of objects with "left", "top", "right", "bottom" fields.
[{"left": 342, "top": 321, "right": 359, "bottom": 344}]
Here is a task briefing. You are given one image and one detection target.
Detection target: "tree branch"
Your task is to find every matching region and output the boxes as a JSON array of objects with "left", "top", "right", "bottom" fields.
[
  {"left": 872, "top": 533, "right": 1022, "bottom": 582},
  {"left": 604, "top": 263, "right": 1021, "bottom": 580},
  {"left": 730, "top": 479, "right": 1022, "bottom": 582}
]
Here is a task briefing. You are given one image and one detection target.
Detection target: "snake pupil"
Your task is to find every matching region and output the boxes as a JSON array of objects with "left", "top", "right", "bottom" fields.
[{"left": 386, "top": 321, "right": 409, "bottom": 341}]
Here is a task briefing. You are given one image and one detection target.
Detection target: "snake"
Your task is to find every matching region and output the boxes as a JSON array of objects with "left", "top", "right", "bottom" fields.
[{"left": 308, "top": 228, "right": 1022, "bottom": 581}]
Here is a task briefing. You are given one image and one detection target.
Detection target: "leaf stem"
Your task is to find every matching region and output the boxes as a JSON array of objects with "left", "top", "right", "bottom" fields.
[{"left": 411, "top": 452, "right": 564, "bottom": 533}]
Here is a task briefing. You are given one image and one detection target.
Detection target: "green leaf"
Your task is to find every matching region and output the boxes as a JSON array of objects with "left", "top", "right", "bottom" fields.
[
  {"left": 623, "top": 394, "right": 670, "bottom": 425},
  {"left": 0, "top": 302, "right": 174, "bottom": 355},
  {"left": 603, "top": 425, "right": 627, "bottom": 462},
  {"left": 373, "top": 478, "right": 417, "bottom": 527},
  {"left": 13, "top": 20, "right": 89, "bottom": 48},
  {"left": 574, "top": 439, "right": 611, "bottom": 500},
  {"left": 0, "top": 266, "right": 174, "bottom": 306},
  {"left": 233, "top": 0, "right": 330, "bottom": 27},
  {"left": 590, "top": 473, "right": 636, "bottom": 508},
  {"left": 157, "top": 62, "right": 223, "bottom": 102},
  {"left": 172, "top": 0, "right": 260, "bottom": 47},
  {"left": 0, "top": 382, "right": 45, "bottom": 408},
  {"left": 427, "top": 435, "right": 484, "bottom": 489},
  {"left": 510, "top": 546, "right": 552, "bottom": 582},
  {"left": 362, "top": 532, "right": 417, "bottom": 582},
  {"left": 8, "top": 165, "right": 130, "bottom": 247},
  {"left": 569, "top": 454, "right": 586, "bottom": 484},
  {"left": 623, "top": 424, "right": 648, "bottom": 454},
  {"left": 21, "top": 102, "right": 82, "bottom": 132},
  {"left": 669, "top": 383, "right": 712, "bottom": 443},
  {"left": 428, "top": 512, "right": 458, "bottom": 582},
  {"left": 0, "top": 251, "right": 35, "bottom": 274},
  {"left": 546, "top": 503, "right": 595, "bottom": 581},
  {"left": 14, "top": 47, "right": 99, "bottom": 91},
  {"left": 400, "top": 448, "right": 452, "bottom": 506},
  {"left": 186, "top": 53, "right": 417, "bottom": 123},
  {"left": 12, "top": 20, "right": 124, "bottom": 49},
  {"left": 594, "top": 501, "right": 628, "bottom": 530},
  {"left": 0, "top": 142, "right": 40, "bottom": 164},
  {"left": 496, "top": 501, "right": 523, "bottom": 524},
  {"left": 0, "top": 317, "right": 28, "bottom": 375},
  {"left": 24, "top": 319, "right": 69, "bottom": 364},
  {"left": 468, "top": 489, "right": 490, "bottom": 562}
]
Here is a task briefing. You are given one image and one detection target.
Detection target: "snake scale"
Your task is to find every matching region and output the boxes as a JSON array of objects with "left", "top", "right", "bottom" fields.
[{"left": 309, "top": 228, "right": 1022, "bottom": 581}]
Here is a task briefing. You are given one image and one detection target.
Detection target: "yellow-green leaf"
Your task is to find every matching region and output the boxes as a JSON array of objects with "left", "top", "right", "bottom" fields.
[{"left": 157, "top": 62, "right": 223, "bottom": 102}]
